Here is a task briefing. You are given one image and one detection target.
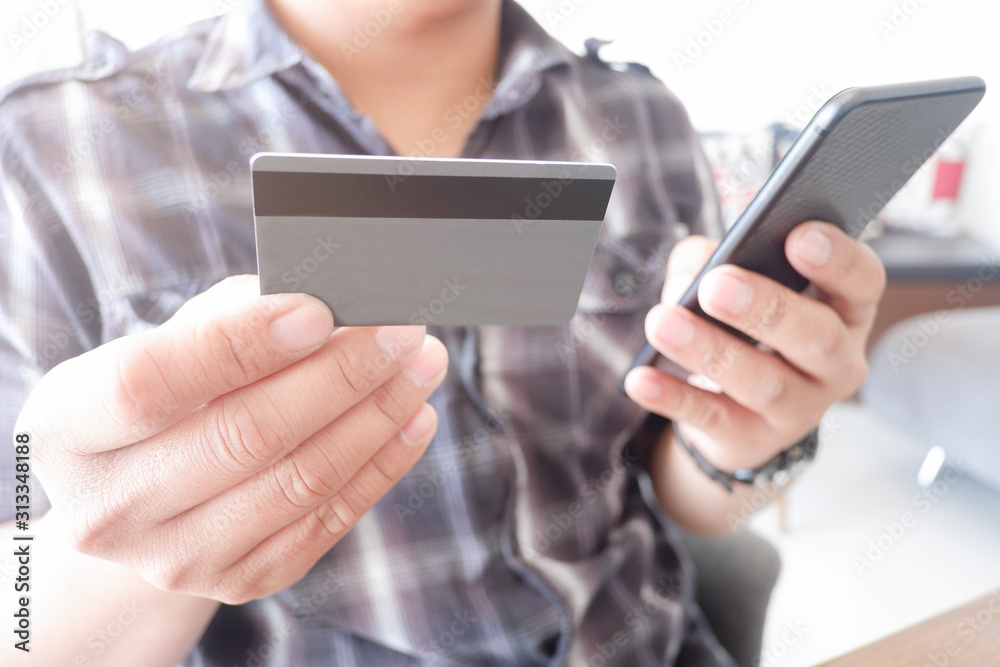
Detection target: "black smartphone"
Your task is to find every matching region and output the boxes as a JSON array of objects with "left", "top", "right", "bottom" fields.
[{"left": 627, "top": 76, "right": 986, "bottom": 373}]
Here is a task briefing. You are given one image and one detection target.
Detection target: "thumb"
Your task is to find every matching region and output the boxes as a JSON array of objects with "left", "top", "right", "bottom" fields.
[{"left": 19, "top": 275, "right": 335, "bottom": 454}]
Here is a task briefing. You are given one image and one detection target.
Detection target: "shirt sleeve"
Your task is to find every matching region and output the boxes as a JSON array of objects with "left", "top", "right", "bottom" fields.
[{"left": 0, "top": 132, "right": 102, "bottom": 523}]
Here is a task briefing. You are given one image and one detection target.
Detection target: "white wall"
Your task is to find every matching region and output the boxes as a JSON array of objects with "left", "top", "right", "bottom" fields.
[
  {"left": 526, "top": 0, "right": 999, "bottom": 131},
  {"left": 3, "top": 0, "right": 997, "bottom": 131}
]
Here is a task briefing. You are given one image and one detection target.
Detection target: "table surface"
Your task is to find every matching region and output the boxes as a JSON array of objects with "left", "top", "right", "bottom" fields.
[
  {"left": 867, "top": 230, "right": 1000, "bottom": 282},
  {"left": 817, "top": 590, "right": 1000, "bottom": 666}
]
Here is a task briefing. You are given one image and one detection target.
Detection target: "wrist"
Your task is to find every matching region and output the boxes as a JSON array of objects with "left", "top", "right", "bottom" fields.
[{"left": 672, "top": 421, "right": 819, "bottom": 492}]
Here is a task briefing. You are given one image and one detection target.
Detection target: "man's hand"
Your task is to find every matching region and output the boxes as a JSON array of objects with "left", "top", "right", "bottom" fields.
[
  {"left": 624, "top": 221, "right": 886, "bottom": 474},
  {"left": 16, "top": 275, "right": 448, "bottom": 604}
]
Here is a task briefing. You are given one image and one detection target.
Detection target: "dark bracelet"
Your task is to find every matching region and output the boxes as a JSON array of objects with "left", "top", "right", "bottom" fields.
[{"left": 672, "top": 421, "right": 819, "bottom": 492}]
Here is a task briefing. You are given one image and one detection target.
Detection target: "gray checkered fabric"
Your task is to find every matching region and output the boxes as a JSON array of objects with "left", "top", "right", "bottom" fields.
[{"left": 0, "top": 1, "right": 735, "bottom": 664}]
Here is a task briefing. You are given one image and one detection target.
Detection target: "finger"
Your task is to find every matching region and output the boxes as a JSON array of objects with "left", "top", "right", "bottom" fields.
[
  {"left": 696, "top": 265, "right": 862, "bottom": 384},
  {"left": 23, "top": 275, "right": 336, "bottom": 455},
  {"left": 95, "top": 338, "right": 446, "bottom": 578},
  {"left": 661, "top": 235, "right": 718, "bottom": 304},
  {"left": 623, "top": 365, "right": 780, "bottom": 470},
  {"left": 642, "top": 303, "right": 820, "bottom": 424},
  {"left": 186, "top": 405, "right": 438, "bottom": 604},
  {"left": 785, "top": 221, "right": 887, "bottom": 335},
  {"left": 116, "top": 328, "right": 438, "bottom": 518}
]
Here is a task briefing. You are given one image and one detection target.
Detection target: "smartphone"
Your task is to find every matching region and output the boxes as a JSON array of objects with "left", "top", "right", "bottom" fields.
[{"left": 628, "top": 76, "right": 986, "bottom": 372}]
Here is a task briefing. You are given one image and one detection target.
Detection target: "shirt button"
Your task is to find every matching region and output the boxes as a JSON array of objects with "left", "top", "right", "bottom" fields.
[{"left": 613, "top": 270, "right": 637, "bottom": 297}]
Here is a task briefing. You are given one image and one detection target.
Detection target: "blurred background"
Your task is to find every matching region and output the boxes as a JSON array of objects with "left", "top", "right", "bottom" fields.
[{"left": 4, "top": 1, "right": 999, "bottom": 665}]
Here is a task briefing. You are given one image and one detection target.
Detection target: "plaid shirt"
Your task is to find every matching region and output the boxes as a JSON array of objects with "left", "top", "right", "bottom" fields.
[{"left": 0, "top": 1, "right": 733, "bottom": 665}]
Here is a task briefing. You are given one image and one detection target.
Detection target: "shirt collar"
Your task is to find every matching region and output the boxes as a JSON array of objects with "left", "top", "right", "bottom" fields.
[
  {"left": 186, "top": 0, "right": 575, "bottom": 115},
  {"left": 186, "top": 0, "right": 302, "bottom": 92}
]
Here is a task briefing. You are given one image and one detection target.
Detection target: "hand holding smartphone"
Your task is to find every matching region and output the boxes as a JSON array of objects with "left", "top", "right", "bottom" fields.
[{"left": 628, "top": 76, "right": 986, "bottom": 373}]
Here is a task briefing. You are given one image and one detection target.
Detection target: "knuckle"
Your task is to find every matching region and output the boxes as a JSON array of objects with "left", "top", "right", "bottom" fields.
[
  {"left": 218, "top": 588, "right": 257, "bottom": 606},
  {"left": 670, "top": 384, "right": 699, "bottom": 419},
  {"left": 368, "top": 382, "right": 412, "bottom": 429},
  {"left": 328, "top": 342, "right": 369, "bottom": 400},
  {"left": 215, "top": 573, "right": 262, "bottom": 606},
  {"left": 68, "top": 495, "right": 130, "bottom": 556},
  {"left": 273, "top": 457, "right": 338, "bottom": 510},
  {"left": 66, "top": 520, "right": 103, "bottom": 556},
  {"left": 305, "top": 493, "right": 358, "bottom": 541},
  {"left": 211, "top": 403, "right": 279, "bottom": 472},
  {"left": 693, "top": 398, "right": 726, "bottom": 431},
  {"left": 698, "top": 337, "right": 738, "bottom": 382},
  {"left": 751, "top": 291, "right": 794, "bottom": 338},
  {"left": 807, "top": 324, "right": 843, "bottom": 364},
  {"left": 368, "top": 451, "right": 404, "bottom": 488},
  {"left": 753, "top": 370, "right": 788, "bottom": 408},
  {"left": 146, "top": 553, "right": 195, "bottom": 594},
  {"left": 201, "top": 318, "right": 260, "bottom": 387}
]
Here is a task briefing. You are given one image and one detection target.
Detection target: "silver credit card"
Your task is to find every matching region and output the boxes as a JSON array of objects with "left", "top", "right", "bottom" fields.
[{"left": 252, "top": 153, "right": 616, "bottom": 326}]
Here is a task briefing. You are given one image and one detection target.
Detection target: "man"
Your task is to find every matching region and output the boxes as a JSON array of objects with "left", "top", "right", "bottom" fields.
[{"left": 0, "top": 0, "right": 884, "bottom": 664}]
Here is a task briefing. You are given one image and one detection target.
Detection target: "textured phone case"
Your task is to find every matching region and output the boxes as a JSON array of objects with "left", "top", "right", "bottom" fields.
[{"left": 680, "top": 80, "right": 986, "bottom": 341}]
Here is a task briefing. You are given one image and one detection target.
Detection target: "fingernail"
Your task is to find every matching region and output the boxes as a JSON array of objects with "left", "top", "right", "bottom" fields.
[
  {"left": 270, "top": 304, "right": 333, "bottom": 352},
  {"left": 375, "top": 325, "right": 425, "bottom": 361},
  {"left": 798, "top": 228, "right": 831, "bottom": 266},
  {"left": 656, "top": 308, "right": 694, "bottom": 347},
  {"left": 703, "top": 270, "right": 753, "bottom": 315},
  {"left": 403, "top": 336, "right": 448, "bottom": 387},
  {"left": 401, "top": 404, "right": 437, "bottom": 446},
  {"left": 625, "top": 371, "right": 662, "bottom": 400}
]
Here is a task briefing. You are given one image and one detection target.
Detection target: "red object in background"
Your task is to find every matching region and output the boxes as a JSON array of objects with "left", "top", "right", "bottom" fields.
[{"left": 932, "top": 160, "right": 965, "bottom": 200}]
